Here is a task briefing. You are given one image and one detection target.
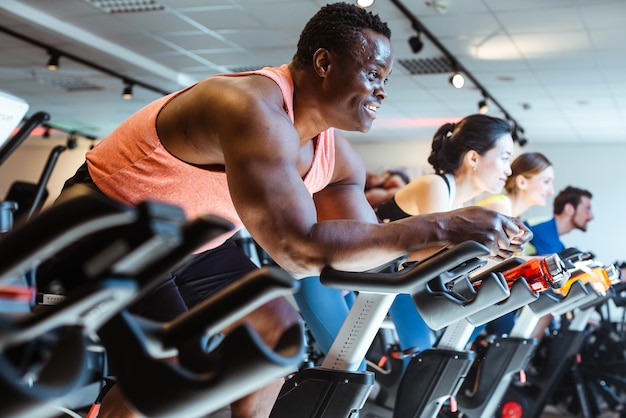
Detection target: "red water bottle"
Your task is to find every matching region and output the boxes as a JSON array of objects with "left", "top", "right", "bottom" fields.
[
  {"left": 501, "top": 254, "right": 570, "bottom": 293},
  {"left": 473, "top": 254, "right": 570, "bottom": 294}
]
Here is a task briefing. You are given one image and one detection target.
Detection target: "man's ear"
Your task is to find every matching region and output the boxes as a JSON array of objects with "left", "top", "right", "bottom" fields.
[
  {"left": 563, "top": 202, "right": 576, "bottom": 216},
  {"left": 313, "top": 48, "right": 331, "bottom": 78}
]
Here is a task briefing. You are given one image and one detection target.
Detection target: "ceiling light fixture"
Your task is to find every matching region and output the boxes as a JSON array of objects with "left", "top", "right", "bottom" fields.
[
  {"left": 46, "top": 50, "right": 60, "bottom": 71},
  {"left": 408, "top": 33, "right": 424, "bottom": 54},
  {"left": 121, "top": 82, "right": 133, "bottom": 100},
  {"left": 478, "top": 99, "right": 488, "bottom": 114},
  {"left": 66, "top": 132, "right": 78, "bottom": 149},
  {"left": 449, "top": 72, "right": 465, "bottom": 89},
  {"left": 355, "top": 0, "right": 375, "bottom": 7},
  {"left": 511, "top": 125, "right": 528, "bottom": 147},
  {"left": 388, "top": 0, "right": 527, "bottom": 143},
  {"left": 42, "top": 123, "right": 98, "bottom": 144},
  {"left": 0, "top": 26, "right": 170, "bottom": 100}
]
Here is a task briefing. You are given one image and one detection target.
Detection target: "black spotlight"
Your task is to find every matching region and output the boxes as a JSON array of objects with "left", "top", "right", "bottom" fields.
[
  {"left": 478, "top": 99, "right": 488, "bottom": 114},
  {"left": 408, "top": 34, "right": 424, "bottom": 54},
  {"left": 449, "top": 72, "right": 465, "bottom": 89},
  {"left": 46, "top": 50, "right": 60, "bottom": 71},
  {"left": 121, "top": 82, "right": 133, "bottom": 100},
  {"left": 512, "top": 126, "right": 528, "bottom": 147},
  {"left": 66, "top": 133, "right": 78, "bottom": 149}
]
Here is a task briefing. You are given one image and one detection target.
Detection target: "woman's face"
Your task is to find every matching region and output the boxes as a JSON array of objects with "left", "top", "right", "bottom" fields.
[
  {"left": 523, "top": 165, "right": 555, "bottom": 207},
  {"left": 474, "top": 134, "right": 514, "bottom": 194}
]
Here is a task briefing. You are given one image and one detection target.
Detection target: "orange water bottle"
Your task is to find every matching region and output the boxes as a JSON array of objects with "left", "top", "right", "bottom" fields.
[{"left": 556, "top": 264, "right": 620, "bottom": 296}]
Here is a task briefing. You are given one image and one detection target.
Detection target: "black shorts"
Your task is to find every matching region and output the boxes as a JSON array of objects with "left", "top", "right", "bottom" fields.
[
  {"left": 60, "top": 162, "right": 258, "bottom": 321},
  {"left": 59, "top": 162, "right": 103, "bottom": 197},
  {"left": 130, "top": 239, "right": 258, "bottom": 321},
  {"left": 173, "top": 239, "right": 259, "bottom": 308}
]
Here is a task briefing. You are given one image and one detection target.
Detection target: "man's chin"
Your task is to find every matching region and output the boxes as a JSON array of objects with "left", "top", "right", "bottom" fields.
[{"left": 359, "top": 123, "right": 372, "bottom": 133}]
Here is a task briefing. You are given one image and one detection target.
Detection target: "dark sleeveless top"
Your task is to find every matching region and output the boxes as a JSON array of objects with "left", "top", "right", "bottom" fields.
[
  {"left": 375, "top": 196, "right": 411, "bottom": 222},
  {"left": 375, "top": 173, "right": 453, "bottom": 223}
]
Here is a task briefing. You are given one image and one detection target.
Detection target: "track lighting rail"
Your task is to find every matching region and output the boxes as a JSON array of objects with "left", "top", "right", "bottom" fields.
[
  {"left": 0, "top": 25, "right": 170, "bottom": 98},
  {"left": 388, "top": 0, "right": 527, "bottom": 144}
]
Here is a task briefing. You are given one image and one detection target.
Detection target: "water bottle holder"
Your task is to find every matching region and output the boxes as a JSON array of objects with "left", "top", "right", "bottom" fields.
[
  {"left": 413, "top": 272, "right": 510, "bottom": 330},
  {"left": 466, "top": 277, "right": 539, "bottom": 326},
  {"left": 529, "top": 280, "right": 590, "bottom": 317}
]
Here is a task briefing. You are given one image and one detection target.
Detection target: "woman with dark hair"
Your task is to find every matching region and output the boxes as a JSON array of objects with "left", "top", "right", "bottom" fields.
[
  {"left": 377, "top": 114, "right": 516, "bottom": 355},
  {"left": 377, "top": 114, "right": 513, "bottom": 225}
]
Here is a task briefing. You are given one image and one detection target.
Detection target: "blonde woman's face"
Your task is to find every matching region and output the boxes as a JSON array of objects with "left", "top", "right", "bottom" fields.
[
  {"left": 475, "top": 134, "right": 514, "bottom": 194},
  {"left": 524, "top": 165, "right": 555, "bottom": 207}
]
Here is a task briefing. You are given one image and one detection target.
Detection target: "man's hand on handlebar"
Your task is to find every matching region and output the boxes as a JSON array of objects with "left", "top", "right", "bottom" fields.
[{"left": 438, "top": 206, "right": 532, "bottom": 260}]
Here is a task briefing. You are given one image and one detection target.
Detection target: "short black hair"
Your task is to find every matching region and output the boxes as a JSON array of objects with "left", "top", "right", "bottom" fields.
[
  {"left": 553, "top": 186, "right": 592, "bottom": 214},
  {"left": 292, "top": 2, "right": 391, "bottom": 70}
]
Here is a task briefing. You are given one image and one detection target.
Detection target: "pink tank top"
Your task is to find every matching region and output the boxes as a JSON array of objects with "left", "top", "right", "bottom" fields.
[{"left": 87, "top": 65, "right": 335, "bottom": 251}]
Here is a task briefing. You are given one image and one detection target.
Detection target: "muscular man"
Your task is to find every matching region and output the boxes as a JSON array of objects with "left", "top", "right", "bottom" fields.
[{"left": 61, "top": 3, "right": 531, "bottom": 417}]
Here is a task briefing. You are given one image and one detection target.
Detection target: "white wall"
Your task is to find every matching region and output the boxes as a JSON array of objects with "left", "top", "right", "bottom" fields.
[
  {"left": 353, "top": 140, "right": 626, "bottom": 266},
  {"left": 2, "top": 135, "right": 624, "bottom": 267},
  {"left": 0, "top": 135, "right": 90, "bottom": 213}
]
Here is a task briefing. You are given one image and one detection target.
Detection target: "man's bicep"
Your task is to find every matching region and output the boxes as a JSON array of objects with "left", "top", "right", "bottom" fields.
[
  {"left": 226, "top": 134, "right": 318, "bottom": 252},
  {"left": 312, "top": 181, "right": 375, "bottom": 222},
  {"left": 314, "top": 133, "right": 378, "bottom": 222}
]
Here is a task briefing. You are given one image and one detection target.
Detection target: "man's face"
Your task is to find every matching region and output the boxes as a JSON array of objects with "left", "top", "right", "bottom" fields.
[
  {"left": 322, "top": 28, "right": 394, "bottom": 133},
  {"left": 572, "top": 196, "right": 594, "bottom": 232}
]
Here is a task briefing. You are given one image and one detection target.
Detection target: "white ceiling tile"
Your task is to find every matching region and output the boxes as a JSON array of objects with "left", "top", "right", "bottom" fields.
[
  {"left": 1, "top": 0, "right": 626, "bottom": 148},
  {"left": 579, "top": 2, "right": 626, "bottom": 29},
  {"left": 588, "top": 27, "right": 626, "bottom": 50},
  {"left": 513, "top": 32, "right": 594, "bottom": 58},
  {"left": 496, "top": 9, "right": 586, "bottom": 34}
]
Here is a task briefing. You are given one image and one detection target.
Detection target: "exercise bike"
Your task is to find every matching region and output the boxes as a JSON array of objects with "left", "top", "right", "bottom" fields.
[{"left": 269, "top": 241, "right": 530, "bottom": 418}]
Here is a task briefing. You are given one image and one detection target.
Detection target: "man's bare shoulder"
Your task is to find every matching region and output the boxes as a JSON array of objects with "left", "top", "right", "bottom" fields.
[
  {"left": 157, "top": 73, "right": 290, "bottom": 165},
  {"left": 195, "top": 73, "right": 285, "bottom": 111}
]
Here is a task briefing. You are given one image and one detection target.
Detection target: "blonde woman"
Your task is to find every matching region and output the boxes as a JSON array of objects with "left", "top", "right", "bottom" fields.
[
  {"left": 479, "top": 152, "right": 554, "bottom": 218},
  {"left": 477, "top": 152, "right": 555, "bottom": 338}
]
